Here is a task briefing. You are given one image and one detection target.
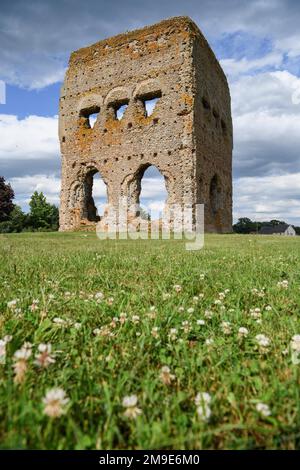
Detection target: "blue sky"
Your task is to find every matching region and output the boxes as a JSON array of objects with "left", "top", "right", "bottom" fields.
[{"left": 0, "top": 0, "right": 300, "bottom": 224}]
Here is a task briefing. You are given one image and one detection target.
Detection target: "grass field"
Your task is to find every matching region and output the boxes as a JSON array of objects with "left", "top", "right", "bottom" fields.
[{"left": 0, "top": 232, "right": 300, "bottom": 449}]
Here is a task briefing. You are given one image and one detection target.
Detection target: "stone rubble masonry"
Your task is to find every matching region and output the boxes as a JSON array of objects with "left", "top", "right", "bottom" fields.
[{"left": 59, "top": 16, "right": 233, "bottom": 233}]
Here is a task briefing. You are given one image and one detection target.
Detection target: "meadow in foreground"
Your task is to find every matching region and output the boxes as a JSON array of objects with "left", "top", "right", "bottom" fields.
[{"left": 0, "top": 232, "right": 300, "bottom": 449}]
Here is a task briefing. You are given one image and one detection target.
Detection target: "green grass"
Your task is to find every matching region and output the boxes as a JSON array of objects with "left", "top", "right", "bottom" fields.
[{"left": 0, "top": 232, "right": 300, "bottom": 449}]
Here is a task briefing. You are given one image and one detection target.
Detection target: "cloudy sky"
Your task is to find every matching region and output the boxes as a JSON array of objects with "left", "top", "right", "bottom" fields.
[{"left": 0, "top": 0, "right": 300, "bottom": 224}]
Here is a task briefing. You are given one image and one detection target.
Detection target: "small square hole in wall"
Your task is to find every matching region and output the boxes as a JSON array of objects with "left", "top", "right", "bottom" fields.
[
  {"left": 79, "top": 105, "right": 100, "bottom": 129},
  {"left": 116, "top": 103, "right": 128, "bottom": 120},
  {"left": 139, "top": 91, "right": 162, "bottom": 117}
]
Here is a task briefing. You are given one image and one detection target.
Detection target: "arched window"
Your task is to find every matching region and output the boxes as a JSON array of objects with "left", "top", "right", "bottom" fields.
[
  {"left": 138, "top": 165, "right": 168, "bottom": 220},
  {"left": 83, "top": 169, "right": 107, "bottom": 222}
]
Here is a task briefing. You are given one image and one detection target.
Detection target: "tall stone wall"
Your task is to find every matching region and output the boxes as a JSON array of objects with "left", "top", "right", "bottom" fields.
[{"left": 59, "top": 16, "right": 232, "bottom": 232}]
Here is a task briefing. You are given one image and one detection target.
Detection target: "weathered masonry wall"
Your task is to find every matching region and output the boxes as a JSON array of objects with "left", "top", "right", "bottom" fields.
[{"left": 59, "top": 16, "right": 232, "bottom": 232}]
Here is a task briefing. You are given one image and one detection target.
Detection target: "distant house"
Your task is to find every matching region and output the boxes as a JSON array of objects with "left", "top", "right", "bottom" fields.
[{"left": 259, "top": 224, "right": 296, "bottom": 236}]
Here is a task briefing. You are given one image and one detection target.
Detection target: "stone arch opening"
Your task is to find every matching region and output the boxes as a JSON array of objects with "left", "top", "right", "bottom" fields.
[
  {"left": 134, "top": 164, "right": 168, "bottom": 220},
  {"left": 209, "top": 174, "right": 222, "bottom": 216},
  {"left": 83, "top": 168, "right": 107, "bottom": 222}
]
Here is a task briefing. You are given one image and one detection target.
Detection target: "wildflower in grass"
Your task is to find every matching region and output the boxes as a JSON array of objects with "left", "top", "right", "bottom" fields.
[
  {"left": 122, "top": 395, "right": 142, "bottom": 419},
  {"left": 94, "top": 292, "right": 104, "bottom": 302},
  {"left": 173, "top": 284, "right": 182, "bottom": 293},
  {"left": 252, "top": 288, "right": 265, "bottom": 298},
  {"left": 7, "top": 299, "right": 18, "bottom": 310},
  {"left": 255, "top": 334, "right": 270, "bottom": 352},
  {"left": 277, "top": 280, "right": 289, "bottom": 289},
  {"left": 53, "top": 317, "right": 68, "bottom": 327},
  {"left": 238, "top": 327, "right": 249, "bottom": 339},
  {"left": 219, "top": 292, "right": 225, "bottom": 300},
  {"left": 93, "top": 328, "right": 101, "bottom": 336},
  {"left": 290, "top": 335, "right": 300, "bottom": 352},
  {"left": 197, "top": 319, "right": 205, "bottom": 326},
  {"left": 250, "top": 308, "right": 261, "bottom": 319},
  {"left": 107, "top": 297, "right": 114, "bottom": 305},
  {"left": 131, "top": 315, "right": 140, "bottom": 324},
  {"left": 195, "top": 392, "right": 211, "bottom": 422},
  {"left": 110, "top": 317, "right": 118, "bottom": 328},
  {"left": 0, "top": 340, "right": 7, "bottom": 364},
  {"left": 265, "top": 305, "right": 272, "bottom": 311},
  {"left": 193, "top": 296, "right": 199, "bottom": 303},
  {"left": 214, "top": 299, "right": 222, "bottom": 305},
  {"left": 43, "top": 388, "right": 69, "bottom": 418},
  {"left": 224, "top": 289, "right": 230, "bottom": 294},
  {"left": 200, "top": 274, "right": 205, "bottom": 280},
  {"left": 151, "top": 326, "right": 159, "bottom": 338},
  {"left": 119, "top": 312, "right": 127, "bottom": 324},
  {"left": 168, "top": 328, "right": 178, "bottom": 341},
  {"left": 205, "top": 338, "right": 214, "bottom": 346},
  {"left": 178, "top": 306, "right": 185, "bottom": 313},
  {"left": 187, "top": 307, "right": 194, "bottom": 314},
  {"left": 221, "top": 321, "right": 232, "bottom": 335},
  {"left": 204, "top": 310, "right": 213, "bottom": 319},
  {"left": 162, "top": 293, "right": 171, "bottom": 300},
  {"left": 290, "top": 335, "right": 300, "bottom": 364},
  {"left": 181, "top": 320, "right": 191, "bottom": 333},
  {"left": 159, "top": 365, "right": 176, "bottom": 385},
  {"left": 13, "top": 343, "right": 32, "bottom": 384},
  {"left": 74, "top": 322, "right": 82, "bottom": 330},
  {"left": 256, "top": 402, "right": 271, "bottom": 417},
  {"left": 30, "top": 299, "right": 39, "bottom": 312},
  {"left": 35, "top": 344, "right": 55, "bottom": 368}
]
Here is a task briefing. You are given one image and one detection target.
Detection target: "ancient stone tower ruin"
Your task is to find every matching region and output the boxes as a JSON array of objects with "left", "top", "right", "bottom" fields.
[{"left": 59, "top": 16, "right": 232, "bottom": 232}]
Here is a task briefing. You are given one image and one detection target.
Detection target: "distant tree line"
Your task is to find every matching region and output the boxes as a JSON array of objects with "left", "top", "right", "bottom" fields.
[
  {"left": 233, "top": 217, "right": 300, "bottom": 235},
  {"left": 0, "top": 176, "right": 59, "bottom": 233}
]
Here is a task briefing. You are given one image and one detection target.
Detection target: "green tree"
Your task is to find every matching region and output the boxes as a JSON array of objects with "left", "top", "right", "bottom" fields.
[
  {"left": 28, "top": 191, "right": 59, "bottom": 231},
  {"left": 0, "top": 176, "right": 14, "bottom": 222}
]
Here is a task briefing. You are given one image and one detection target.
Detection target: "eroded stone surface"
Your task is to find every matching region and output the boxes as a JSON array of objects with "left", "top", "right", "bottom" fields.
[{"left": 59, "top": 16, "right": 233, "bottom": 232}]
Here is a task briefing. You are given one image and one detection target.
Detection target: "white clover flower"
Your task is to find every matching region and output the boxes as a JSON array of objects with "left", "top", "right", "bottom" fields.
[
  {"left": 265, "top": 305, "right": 272, "bottom": 311},
  {"left": 214, "top": 299, "right": 222, "bottom": 305},
  {"left": 277, "top": 280, "right": 289, "bottom": 289},
  {"left": 238, "top": 327, "right": 249, "bottom": 338},
  {"left": 122, "top": 395, "right": 142, "bottom": 419},
  {"left": 256, "top": 402, "right": 271, "bottom": 417},
  {"left": 94, "top": 292, "right": 104, "bottom": 301},
  {"left": 35, "top": 343, "right": 56, "bottom": 368},
  {"left": 197, "top": 319, "right": 205, "bottom": 326},
  {"left": 181, "top": 320, "right": 191, "bottom": 333},
  {"left": 178, "top": 306, "right": 185, "bottom": 313},
  {"left": 159, "top": 365, "right": 176, "bottom": 385},
  {"left": 173, "top": 284, "right": 182, "bottom": 293},
  {"left": 53, "top": 317, "right": 68, "bottom": 326},
  {"left": 168, "top": 328, "right": 178, "bottom": 341},
  {"left": 205, "top": 338, "right": 214, "bottom": 346},
  {"left": 43, "top": 388, "right": 69, "bottom": 418},
  {"left": 151, "top": 326, "right": 159, "bottom": 338},
  {"left": 218, "top": 292, "right": 225, "bottom": 300},
  {"left": 200, "top": 274, "right": 205, "bottom": 280},
  {"left": 290, "top": 335, "right": 300, "bottom": 352},
  {"left": 13, "top": 343, "right": 32, "bottom": 384},
  {"left": 0, "top": 340, "right": 7, "bottom": 364},
  {"left": 131, "top": 315, "right": 140, "bottom": 324},
  {"left": 221, "top": 321, "right": 232, "bottom": 335},
  {"left": 93, "top": 328, "right": 101, "bottom": 336},
  {"left": 119, "top": 312, "right": 127, "bottom": 324},
  {"left": 149, "top": 306, "right": 156, "bottom": 312},
  {"left": 250, "top": 308, "right": 261, "bottom": 319},
  {"left": 204, "top": 310, "right": 213, "bottom": 319},
  {"left": 195, "top": 392, "right": 211, "bottom": 422},
  {"left": 162, "top": 292, "right": 171, "bottom": 300},
  {"left": 7, "top": 299, "right": 18, "bottom": 310},
  {"left": 255, "top": 334, "right": 270, "bottom": 348},
  {"left": 224, "top": 289, "right": 230, "bottom": 294},
  {"left": 193, "top": 296, "right": 199, "bottom": 303},
  {"left": 107, "top": 297, "right": 114, "bottom": 305},
  {"left": 74, "top": 322, "right": 82, "bottom": 330},
  {"left": 187, "top": 307, "right": 194, "bottom": 314}
]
